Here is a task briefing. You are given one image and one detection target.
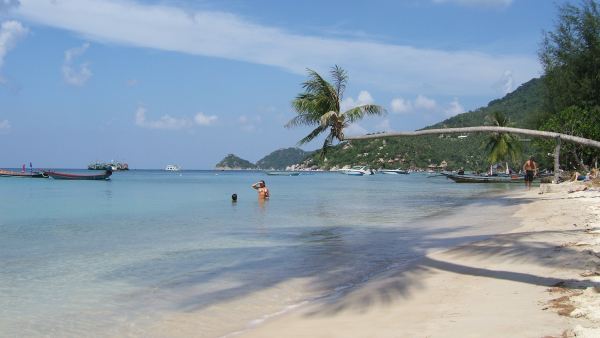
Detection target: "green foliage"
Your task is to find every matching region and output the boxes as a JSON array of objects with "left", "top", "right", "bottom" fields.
[
  {"left": 539, "top": 0, "right": 600, "bottom": 114},
  {"left": 287, "top": 65, "right": 385, "bottom": 157},
  {"left": 428, "top": 78, "right": 544, "bottom": 130},
  {"left": 256, "top": 148, "right": 312, "bottom": 169},
  {"left": 536, "top": 0, "right": 600, "bottom": 169},
  {"left": 307, "top": 78, "right": 547, "bottom": 172},
  {"left": 539, "top": 106, "right": 600, "bottom": 169},
  {"left": 484, "top": 112, "right": 522, "bottom": 165},
  {"left": 215, "top": 154, "right": 256, "bottom": 169}
]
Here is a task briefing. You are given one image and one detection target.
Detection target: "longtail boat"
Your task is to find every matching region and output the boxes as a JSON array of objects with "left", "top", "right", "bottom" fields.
[
  {"left": 0, "top": 169, "right": 48, "bottom": 178},
  {"left": 44, "top": 170, "right": 112, "bottom": 180},
  {"left": 443, "top": 173, "right": 526, "bottom": 183}
]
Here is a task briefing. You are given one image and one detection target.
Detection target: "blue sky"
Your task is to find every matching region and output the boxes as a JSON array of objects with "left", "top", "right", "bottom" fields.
[{"left": 0, "top": 0, "right": 563, "bottom": 168}]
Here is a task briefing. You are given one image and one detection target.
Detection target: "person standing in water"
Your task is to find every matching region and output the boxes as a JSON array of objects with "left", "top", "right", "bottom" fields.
[
  {"left": 522, "top": 156, "right": 537, "bottom": 190},
  {"left": 251, "top": 180, "right": 270, "bottom": 199}
]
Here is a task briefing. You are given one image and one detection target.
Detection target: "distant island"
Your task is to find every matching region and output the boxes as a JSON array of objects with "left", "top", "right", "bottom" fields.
[
  {"left": 215, "top": 148, "right": 312, "bottom": 170},
  {"left": 215, "top": 154, "right": 257, "bottom": 170}
]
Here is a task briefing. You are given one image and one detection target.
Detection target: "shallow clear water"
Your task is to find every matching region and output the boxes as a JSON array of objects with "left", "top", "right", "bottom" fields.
[{"left": 0, "top": 170, "right": 517, "bottom": 337}]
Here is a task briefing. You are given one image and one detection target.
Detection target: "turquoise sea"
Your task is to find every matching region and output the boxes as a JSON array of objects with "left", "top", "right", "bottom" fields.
[{"left": 0, "top": 170, "right": 520, "bottom": 337}]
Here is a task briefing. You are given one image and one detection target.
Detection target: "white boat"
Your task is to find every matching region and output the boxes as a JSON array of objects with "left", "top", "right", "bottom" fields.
[
  {"left": 266, "top": 171, "right": 300, "bottom": 176},
  {"left": 165, "top": 164, "right": 180, "bottom": 171},
  {"left": 340, "top": 166, "right": 373, "bottom": 176},
  {"left": 379, "top": 169, "right": 409, "bottom": 175}
]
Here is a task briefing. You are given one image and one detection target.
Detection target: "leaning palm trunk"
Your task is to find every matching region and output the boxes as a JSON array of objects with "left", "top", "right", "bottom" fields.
[{"left": 346, "top": 126, "right": 600, "bottom": 183}]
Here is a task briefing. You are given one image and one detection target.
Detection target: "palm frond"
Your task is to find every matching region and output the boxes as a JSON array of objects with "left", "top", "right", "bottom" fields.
[
  {"left": 285, "top": 113, "right": 319, "bottom": 128},
  {"left": 330, "top": 65, "right": 347, "bottom": 106},
  {"left": 302, "top": 68, "right": 339, "bottom": 111},
  {"left": 297, "top": 125, "right": 327, "bottom": 145},
  {"left": 343, "top": 104, "right": 386, "bottom": 124}
]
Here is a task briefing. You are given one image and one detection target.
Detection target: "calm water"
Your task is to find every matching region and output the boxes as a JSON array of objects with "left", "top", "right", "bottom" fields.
[{"left": 0, "top": 170, "right": 518, "bottom": 337}]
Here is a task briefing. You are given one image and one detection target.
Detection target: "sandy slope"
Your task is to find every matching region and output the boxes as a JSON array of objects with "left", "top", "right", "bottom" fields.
[{"left": 241, "top": 187, "right": 600, "bottom": 338}]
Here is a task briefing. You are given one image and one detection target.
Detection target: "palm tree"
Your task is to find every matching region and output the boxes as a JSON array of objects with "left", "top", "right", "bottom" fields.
[
  {"left": 484, "top": 112, "right": 522, "bottom": 169},
  {"left": 286, "top": 65, "right": 385, "bottom": 156}
]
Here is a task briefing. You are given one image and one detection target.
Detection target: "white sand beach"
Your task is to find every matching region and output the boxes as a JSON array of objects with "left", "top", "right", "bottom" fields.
[{"left": 240, "top": 184, "right": 600, "bottom": 338}]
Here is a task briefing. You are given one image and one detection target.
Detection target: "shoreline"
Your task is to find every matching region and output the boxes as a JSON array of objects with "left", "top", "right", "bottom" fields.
[
  {"left": 237, "top": 186, "right": 600, "bottom": 337},
  {"left": 140, "top": 187, "right": 527, "bottom": 338}
]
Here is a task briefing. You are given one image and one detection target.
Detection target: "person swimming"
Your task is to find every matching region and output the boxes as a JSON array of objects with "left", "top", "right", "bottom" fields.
[
  {"left": 251, "top": 180, "right": 270, "bottom": 199},
  {"left": 231, "top": 193, "right": 238, "bottom": 202}
]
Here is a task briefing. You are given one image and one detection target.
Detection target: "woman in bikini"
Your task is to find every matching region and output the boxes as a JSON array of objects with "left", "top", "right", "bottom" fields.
[{"left": 251, "top": 180, "right": 270, "bottom": 199}]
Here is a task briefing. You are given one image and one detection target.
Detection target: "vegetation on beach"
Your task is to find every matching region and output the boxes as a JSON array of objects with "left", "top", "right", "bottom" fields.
[
  {"left": 484, "top": 112, "right": 522, "bottom": 166},
  {"left": 537, "top": 0, "right": 600, "bottom": 170},
  {"left": 289, "top": 1, "right": 600, "bottom": 172},
  {"left": 298, "top": 78, "right": 544, "bottom": 171}
]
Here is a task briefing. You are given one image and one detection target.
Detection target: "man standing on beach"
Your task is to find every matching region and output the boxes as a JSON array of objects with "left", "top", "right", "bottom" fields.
[{"left": 523, "top": 156, "right": 537, "bottom": 190}]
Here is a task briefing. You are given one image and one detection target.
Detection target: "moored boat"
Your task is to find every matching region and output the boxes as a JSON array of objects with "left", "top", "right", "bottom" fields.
[
  {"left": 266, "top": 171, "right": 300, "bottom": 176},
  {"left": 340, "top": 166, "right": 374, "bottom": 176},
  {"left": 88, "top": 161, "right": 128, "bottom": 170},
  {"left": 379, "top": 169, "right": 409, "bottom": 175},
  {"left": 165, "top": 164, "right": 180, "bottom": 171},
  {"left": 0, "top": 169, "right": 48, "bottom": 178},
  {"left": 444, "top": 173, "right": 525, "bottom": 183},
  {"left": 45, "top": 170, "right": 112, "bottom": 180}
]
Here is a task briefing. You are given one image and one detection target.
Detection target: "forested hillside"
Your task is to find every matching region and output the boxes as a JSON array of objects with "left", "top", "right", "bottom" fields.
[{"left": 303, "top": 78, "right": 550, "bottom": 171}]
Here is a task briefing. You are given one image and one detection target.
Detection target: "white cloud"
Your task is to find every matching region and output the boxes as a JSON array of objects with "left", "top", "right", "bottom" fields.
[
  {"left": 390, "top": 97, "right": 412, "bottom": 114},
  {"left": 62, "top": 42, "right": 92, "bottom": 86},
  {"left": 414, "top": 95, "right": 437, "bottom": 111},
  {"left": 340, "top": 90, "right": 375, "bottom": 111},
  {"left": 15, "top": 0, "right": 538, "bottom": 96},
  {"left": 494, "top": 70, "right": 514, "bottom": 95},
  {"left": 0, "top": 119, "right": 10, "bottom": 133},
  {"left": 135, "top": 106, "right": 190, "bottom": 130},
  {"left": 238, "top": 114, "right": 261, "bottom": 132},
  {"left": 432, "top": 0, "right": 513, "bottom": 8},
  {"left": 376, "top": 119, "right": 392, "bottom": 132},
  {"left": 444, "top": 98, "right": 465, "bottom": 117},
  {"left": 135, "top": 106, "right": 217, "bottom": 130},
  {"left": 0, "top": 20, "right": 27, "bottom": 77},
  {"left": 344, "top": 122, "right": 368, "bottom": 136},
  {"left": 0, "top": 0, "right": 20, "bottom": 13},
  {"left": 194, "top": 112, "right": 217, "bottom": 126}
]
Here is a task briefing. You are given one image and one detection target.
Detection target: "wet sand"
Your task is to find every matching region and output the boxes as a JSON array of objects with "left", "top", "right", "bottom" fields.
[{"left": 240, "top": 187, "right": 600, "bottom": 338}]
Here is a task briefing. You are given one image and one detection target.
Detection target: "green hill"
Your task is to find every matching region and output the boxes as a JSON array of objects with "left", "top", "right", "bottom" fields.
[
  {"left": 256, "top": 147, "right": 311, "bottom": 169},
  {"left": 427, "top": 78, "right": 544, "bottom": 130},
  {"left": 215, "top": 154, "right": 256, "bottom": 169},
  {"left": 302, "top": 77, "right": 550, "bottom": 171}
]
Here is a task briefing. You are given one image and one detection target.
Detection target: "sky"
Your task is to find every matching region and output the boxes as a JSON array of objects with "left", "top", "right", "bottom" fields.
[{"left": 0, "top": 0, "right": 566, "bottom": 168}]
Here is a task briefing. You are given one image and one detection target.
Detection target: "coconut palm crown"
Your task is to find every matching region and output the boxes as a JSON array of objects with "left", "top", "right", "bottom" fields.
[
  {"left": 286, "top": 65, "right": 385, "bottom": 156},
  {"left": 484, "top": 111, "right": 522, "bottom": 165}
]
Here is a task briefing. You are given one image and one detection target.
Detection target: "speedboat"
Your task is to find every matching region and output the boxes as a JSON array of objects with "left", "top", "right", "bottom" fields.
[
  {"left": 266, "top": 171, "right": 300, "bottom": 176},
  {"left": 165, "top": 165, "right": 180, "bottom": 171},
  {"left": 379, "top": 169, "right": 409, "bottom": 175},
  {"left": 340, "top": 166, "right": 373, "bottom": 176}
]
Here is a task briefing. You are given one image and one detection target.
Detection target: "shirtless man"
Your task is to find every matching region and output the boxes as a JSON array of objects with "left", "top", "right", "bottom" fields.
[
  {"left": 522, "top": 156, "right": 537, "bottom": 190},
  {"left": 251, "top": 180, "right": 270, "bottom": 199}
]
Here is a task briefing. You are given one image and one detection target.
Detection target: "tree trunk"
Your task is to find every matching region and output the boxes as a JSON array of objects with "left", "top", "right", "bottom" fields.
[
  {"left": 570, "top": 148, "right": 588, "bottom": 171},
  {"left": 346, "top": 126, "right": 600, "bottom": 149},
  {"left": 554, "top": 138, "right": 561, "bottom": 184}
]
